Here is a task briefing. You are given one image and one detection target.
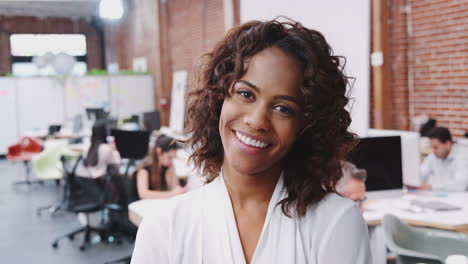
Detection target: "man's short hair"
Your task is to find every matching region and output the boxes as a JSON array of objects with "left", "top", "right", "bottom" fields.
[
  {"left": 336, "top": 161, "right": 367, "bottom": 193},
  {"left": 427, "top": 127, "right": 452, "bottom": 143}
]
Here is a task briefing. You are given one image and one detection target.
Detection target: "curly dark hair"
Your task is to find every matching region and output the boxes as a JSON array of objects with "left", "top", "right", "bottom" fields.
[{"left": 184, "top": 18, "right": 358, "bottom": 217}]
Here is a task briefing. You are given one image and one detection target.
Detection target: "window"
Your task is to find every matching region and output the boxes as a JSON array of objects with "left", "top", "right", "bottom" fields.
[{"left": 10, "top": 34, "right": 88, "bottom": 76}]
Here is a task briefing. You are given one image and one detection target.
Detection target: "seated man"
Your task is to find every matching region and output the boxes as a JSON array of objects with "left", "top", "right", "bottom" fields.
[
  {"left": 337, "top": 162, "right": 387, "bottom": 264},
  {"left": 420, "top": 127, "right": 468, "bottom": 192},
  {"left": 336, "top": 161, "right": 367, "bottom": 212}
]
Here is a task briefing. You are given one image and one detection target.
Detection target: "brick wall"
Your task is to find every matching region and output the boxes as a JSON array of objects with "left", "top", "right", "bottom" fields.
[
  {"left": 388, "top": 0, "right": 411, "bottom": 131},
  {"left": 104, "top": 0, "right": 226, "bottom": 125},
  {"left": 0, "top": 16, "right": 103, "bottom": 74},
  {"left": 387, "top": 0, "right": 468, "bottom": 138}
]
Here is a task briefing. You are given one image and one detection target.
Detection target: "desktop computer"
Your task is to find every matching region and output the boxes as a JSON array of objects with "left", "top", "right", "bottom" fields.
[
  {"left": 348, "top": 136, "right": 403, "bottom": 192},
  {"left": 85, "top": 108, "right": 108, "bottom": 121},
  {"left": 142, "top": 111, "right": 161, "bottom": 132},
  {"left": 366, "top": 129, "right": 421, "bottom": 186},
  {"left": 111, "top": 129, "right": 149, "bottom": 160}
]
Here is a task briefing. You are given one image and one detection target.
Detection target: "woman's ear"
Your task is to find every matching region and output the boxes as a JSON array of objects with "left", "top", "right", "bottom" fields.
[{"left": 155, "top": 147, "right": 162, "bottom": 157}]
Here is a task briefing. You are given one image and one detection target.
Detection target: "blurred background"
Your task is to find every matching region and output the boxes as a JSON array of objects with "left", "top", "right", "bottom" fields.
[{"left": 0, "top": 0, "right": 466, "bottom": 263}]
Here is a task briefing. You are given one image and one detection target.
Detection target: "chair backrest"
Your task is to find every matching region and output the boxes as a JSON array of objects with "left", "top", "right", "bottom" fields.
[
  {"left": 111, "top": 129, "right": 149, "bottom": 159},
  {"left": 382, "top": 214, "right": 443, "bottom": 263},
  {"left": 32, "top": 144, "right": 64, "bottom": 179},
  {"left": 8, "top": 144, "right": 22, "bottom": 156},
  {"left": 20, "top": 136, "right": 42, "bottom": 153},
  {"left": 63, "top": 155, "right": 114, "bottom": 211}
]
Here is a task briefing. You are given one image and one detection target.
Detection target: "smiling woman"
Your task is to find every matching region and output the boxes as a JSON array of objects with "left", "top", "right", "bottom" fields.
[{"left": 131, "top": 18, "right": 371, "bottom": 264}]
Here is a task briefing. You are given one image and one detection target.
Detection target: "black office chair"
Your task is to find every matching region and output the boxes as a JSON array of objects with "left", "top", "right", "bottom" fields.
[
  {"left": 104, "top": 170, "right": 140, "bottom": 264},
  {"left": 111, "top": 129, "right": 150, "bottom": 177},
  {"left": 52, "top": 155, "right": 109, "bottom": 251}
]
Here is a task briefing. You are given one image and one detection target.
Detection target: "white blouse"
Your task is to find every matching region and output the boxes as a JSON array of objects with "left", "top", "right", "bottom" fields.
[
  {"left": 131, "top": 172, "right": 371, "bottom": 264},
  {"left": 75, "top": 143, "right": 121, "bottom": 179}
]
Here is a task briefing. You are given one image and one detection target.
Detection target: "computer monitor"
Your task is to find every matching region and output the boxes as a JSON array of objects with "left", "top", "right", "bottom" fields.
[
  {"left": 348, "top": 136, "right": 403, "bottom": 191},
  {"left": 85, "top": 108, "right": 108, "bottom": 121},
  {"left": 72, "top": 114, "right": 83, "bottom": 133},
  {"left": 366, "top": 129, "right": 421, "bottom": 186},
  {"left": 142, "top": 111, "right": 161, "bottom": 132},
  {"left": 48, "top": 124, "right": 62, "bottom": 136},
  {"left": 111, "top": 129, "right": 150, "bottom": 160}
]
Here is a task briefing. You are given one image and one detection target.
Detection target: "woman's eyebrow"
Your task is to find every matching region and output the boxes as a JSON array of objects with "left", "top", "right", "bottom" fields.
[
  {"left": 238, "top": 80, "right": 259, "bottom": 92},
  {"left": 238, "top": 80, "right": 300, "bottom": 105},
  {"left": 273, "top": 95, "right": 300, "bottom": 105}
]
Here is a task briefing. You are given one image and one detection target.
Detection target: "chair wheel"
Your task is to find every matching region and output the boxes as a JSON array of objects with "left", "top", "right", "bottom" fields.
[
  {"left": 68, "top": 234, "right": 74, "bottom": 240},
  {"left": 52, "top": 241, "right": 58, "bottom": 248},
  {"left": 79, "top": 245, "right": 86, "bottom": 251}
]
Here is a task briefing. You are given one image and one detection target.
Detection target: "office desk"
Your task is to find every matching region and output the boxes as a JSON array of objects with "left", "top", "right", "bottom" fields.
[
  {"left": 128, "top": 199, "right": 164, "bottom": 226},
  {"left": 364, "top": 191, "right": 468, "bottom": 233},
  {"left": 24, "top": 129, "right": 91, "bottom": 140}
]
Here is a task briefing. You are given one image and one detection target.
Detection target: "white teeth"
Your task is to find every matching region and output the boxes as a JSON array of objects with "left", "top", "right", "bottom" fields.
[{"left": 235, "top": 131, "right": 268, "bottom": 149}]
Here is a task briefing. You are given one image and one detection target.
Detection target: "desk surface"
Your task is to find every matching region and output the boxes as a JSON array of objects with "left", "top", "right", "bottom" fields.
[
  {"left": 364, "top": 191, "right": 468, "bottom": 232},
  {"left": 128, "top": 199, "right": 168, "bottom": 226}
]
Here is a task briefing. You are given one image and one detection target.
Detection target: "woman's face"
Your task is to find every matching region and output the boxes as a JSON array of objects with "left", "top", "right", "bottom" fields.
[
  {"left": 157, "top": 148, "right": 177, "bottom": 167},
  {"left": 219, "top": 47, "right": 303, "bottom": 175}
]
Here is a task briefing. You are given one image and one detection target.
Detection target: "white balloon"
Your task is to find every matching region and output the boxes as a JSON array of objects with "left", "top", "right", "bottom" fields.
[
  {"left": 43, "top": 52, "right": 55, "bottom": 64},
  {"left": 32, "top": 55, "right": 48, "bottom": 69},
  {"left": 52, "top": 52, "right": 76, "bottom": 75}
]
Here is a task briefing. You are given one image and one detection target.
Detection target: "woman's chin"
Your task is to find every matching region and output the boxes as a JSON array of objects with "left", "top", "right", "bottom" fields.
[{"left": 225, "top": 161, "right": 275, "bottom": 177}]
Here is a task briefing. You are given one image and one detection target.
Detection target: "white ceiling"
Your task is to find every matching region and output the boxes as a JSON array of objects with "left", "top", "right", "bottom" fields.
[{"left": 0, "top": 0, "right": 101, "bottom": 19}]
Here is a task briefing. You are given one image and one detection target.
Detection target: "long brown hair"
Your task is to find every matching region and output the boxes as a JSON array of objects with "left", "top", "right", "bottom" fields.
[
  {"left": 184, "top": 18, "right": 358, "bottom": 217},
  {"left": 139, "top": 135, "right": 178, "bottom": 190}
]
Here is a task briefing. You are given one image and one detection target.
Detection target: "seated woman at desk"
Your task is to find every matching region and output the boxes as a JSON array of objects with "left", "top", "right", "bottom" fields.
[
  {"left": 132, "top": 19, "right": 370, "bottom": 263},
  {"left": 135, "top": 135, "right": 189, "bottom": 199},
  {"left": 76, "top": 121, "right": 121, "bottom": 179}
]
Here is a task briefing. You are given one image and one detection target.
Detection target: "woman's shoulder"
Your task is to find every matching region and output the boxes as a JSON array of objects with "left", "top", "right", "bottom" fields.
[
  {"left": 302, "top": 192, "right": 360, "bottom": 225},
  {"left": 142, "top": 182, "right": 208, "bottom": 224}
]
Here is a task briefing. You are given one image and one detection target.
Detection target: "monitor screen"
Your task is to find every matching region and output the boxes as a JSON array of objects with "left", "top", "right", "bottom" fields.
[
  {"left": 366, "top": 129, "right": 421, "bottom": 186},
  {"left": 143, "top": 111, "right": 161, "bottom": 131},
  {"left": 85, "top": 108, "right": 108, "bottom": 121},
  {"left": 48, "top": 124, "right": 61, "bottom": 136},
  {"left": 111, "top": 129, "right": 150, "bottom": 160},
  {"left": 348, "top": 136, "right": 403, "bottom": 191}
]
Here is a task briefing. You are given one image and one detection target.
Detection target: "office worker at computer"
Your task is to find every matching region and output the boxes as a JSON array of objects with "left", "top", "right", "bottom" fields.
[
  {"left": 336, "top": 162, "right": 387, "bottom": 264},
  {"left": 135, "top": 135, "right": 189, "bottom": 199},
  {"left": 76, "top": 121, "right": 121, "bottom": 179},
  {"left": 336, "top": 161, "right": 367, "bottom": 212},
  {"left": 132, "top": 19, "right": 370, "bottom": 264},
  {"left": 420, "top": 127, "right": 468, "bottom": 192}
]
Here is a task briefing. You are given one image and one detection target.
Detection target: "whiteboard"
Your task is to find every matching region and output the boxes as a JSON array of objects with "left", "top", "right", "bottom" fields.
[
  {"left": 109, "top": 75, "right": 155, "bottom": 118},
  {"left": 16, "top": 77, "right": 64, "bottom": 135},
  {"left": 0, "top": 78, "right": 18, "bottom": 154},
  {"left": 169, "top": 71, "right": 187, "bottom": 133},
  {"left": 63, "top": 76, "right": 110, "bottom": 121}
]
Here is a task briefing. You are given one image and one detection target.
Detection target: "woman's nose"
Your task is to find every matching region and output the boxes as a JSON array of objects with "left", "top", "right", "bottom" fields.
[{"left": 243, "top": 106, "right": 271, "bottom": 132}]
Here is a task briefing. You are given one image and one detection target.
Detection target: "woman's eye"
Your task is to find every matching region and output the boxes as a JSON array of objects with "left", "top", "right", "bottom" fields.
[
  {"left": 274, "top": 105, "right": 295, "bottom": 116},
  {"left": 236, "top": 90, "right": 254, "bottom": 100}
]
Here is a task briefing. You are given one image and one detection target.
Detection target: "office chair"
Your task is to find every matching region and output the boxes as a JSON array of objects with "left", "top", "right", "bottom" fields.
[
  {"left": 7, "top": 136, "right": 44, "bottom": 186},
  {"left": 35, "top": 145, "right": 80, "bottom": 216},
  {"left": 382, "top": 214, "right": 468, "bottom": 264},
  {"left": 52, "top": 156, "right": 135, "bottom": 251},
  {"left": 52, "top": 155, "right": 109, "bottom": 251},
  {"left": 104, "top": 168, "right": 139, "bottom": 264},
  {"left": 111, "top": 129, "right": 149, "bottom": 177}
]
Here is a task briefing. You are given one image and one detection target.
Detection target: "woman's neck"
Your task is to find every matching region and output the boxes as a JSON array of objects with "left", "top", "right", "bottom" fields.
[{"left": 222, "top": 163, "right": 282, "bottom": 209}]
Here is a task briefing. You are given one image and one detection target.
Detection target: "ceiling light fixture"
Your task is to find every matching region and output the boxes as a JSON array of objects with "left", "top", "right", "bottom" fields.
[{"left": 99, "top": 0, "right": 124, "bottom": 19}]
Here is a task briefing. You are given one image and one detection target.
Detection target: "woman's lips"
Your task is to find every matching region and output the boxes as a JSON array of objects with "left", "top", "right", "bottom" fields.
[{"left": 232, "top": 130, "right": 271, "bottom": 153}]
